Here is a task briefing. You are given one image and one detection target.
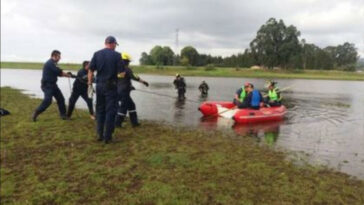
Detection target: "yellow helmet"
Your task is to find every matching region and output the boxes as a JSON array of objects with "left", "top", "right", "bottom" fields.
[{"left": 121, "top": 52, "right": 132, "bottom": 61}]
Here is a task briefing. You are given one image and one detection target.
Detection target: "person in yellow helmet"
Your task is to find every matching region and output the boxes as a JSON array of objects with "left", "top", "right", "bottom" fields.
[{"left": 115, "top": 52, "right": 149, "bottom": 127}]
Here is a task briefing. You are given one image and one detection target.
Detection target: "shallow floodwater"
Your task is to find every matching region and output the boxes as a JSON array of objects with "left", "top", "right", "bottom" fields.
[{"left": 1, "top": 69, "right": 364, "bottom": 179}]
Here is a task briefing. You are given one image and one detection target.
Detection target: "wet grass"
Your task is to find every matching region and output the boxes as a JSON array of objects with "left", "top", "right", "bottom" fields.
[
  {"left": 2, "top": 61, "right": 364, "bottom": 81},
  {"left": 1, "top": 87, "right": 364, "bottom": 204}
]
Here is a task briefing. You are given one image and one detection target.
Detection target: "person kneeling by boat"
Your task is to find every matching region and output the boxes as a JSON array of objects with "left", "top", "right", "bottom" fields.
[
  {"left": 67, "top": 61, "right": 95, "bottom": 120},
  {"left": 233, "top": 82, "right": 250, "bottom": 108},
  {"left": 115, "top": 52, "right": 149, "bottom": 127},
  {"left": 246, "top": 83, "right": 263, "bottom": 110},
  {"left": 265, "top": 81, "right": 281, "bottom": 107}
]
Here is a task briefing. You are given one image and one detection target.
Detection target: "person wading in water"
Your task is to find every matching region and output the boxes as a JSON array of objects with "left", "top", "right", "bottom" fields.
[{"left": 173, "top": 74, "right": 186, "bottom": 100}]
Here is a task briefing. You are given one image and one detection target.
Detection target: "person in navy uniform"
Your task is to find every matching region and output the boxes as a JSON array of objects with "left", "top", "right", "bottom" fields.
[
  {"left": 115, "top": 52, "right": 149, "bottom": 128},
  {"left": 88, "top": 36, "right": 123, "bottom": 144},
  {"left": 32, "top": 50, "right": 73, "bottom": 121},
  {"left": 66, "top": 61, "right": 95, "bottom": 120}
]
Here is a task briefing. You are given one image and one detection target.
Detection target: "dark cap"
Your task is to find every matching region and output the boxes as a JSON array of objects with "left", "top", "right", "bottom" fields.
[{"left": 105, "top": 36, "right": 118, "bottom": 45}]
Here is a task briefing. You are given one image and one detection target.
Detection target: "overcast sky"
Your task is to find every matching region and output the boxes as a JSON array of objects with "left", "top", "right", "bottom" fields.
[{"left": 1, "top": 0, "right": 364, "bottom": 64}]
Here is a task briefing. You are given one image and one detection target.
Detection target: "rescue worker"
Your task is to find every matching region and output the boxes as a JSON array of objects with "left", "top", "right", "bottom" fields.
[
  {"left": 115, "top": 52, "right": 149, "bottom": 128},
  {"left": 233, "top": 82, "right": 250, "bottom": 108},
  {"left": 198, "top": 81, "right": 209, "bottom": 96},
  {"left": 246, "top": 83, "right": 263, "bottom": 110},
  {"left": 265, "top": 81, "right": 281, "bottom": 107},
  {"left": 32, "top": 50, "right": 73, "bottom": 121},
  {"left": 66, "top": 61, "right": 95, "bottom": 119},
  {"left": 173, "top": 74, "right": 186, "bottom": 100},
  {"left": 88, "top": 36, "right": 123, "bottom": 144}
]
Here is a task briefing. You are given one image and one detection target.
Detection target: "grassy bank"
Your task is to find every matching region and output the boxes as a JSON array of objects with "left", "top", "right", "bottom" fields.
[
  {"left": 1, "top": 61, "right": 81, "bottom": 70},
  {"left": 1, "top": 87, "right": 364, "bottom": 204},
  {"left": 2, "top": 61, "right": 364, "bottom": 81}
]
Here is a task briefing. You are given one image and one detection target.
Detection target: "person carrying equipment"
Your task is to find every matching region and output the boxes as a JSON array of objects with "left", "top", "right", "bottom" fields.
[
  {"left": 233, "top": 82, "right": 250, "bottom": 108},
  {"left": 198, "top": 80, "right": 209, "bottom": 96},
  {"left": 173, "top": 74, "right": 186, "bottom": 100},
  {"left": 88, "top": 36, "right": 123, "bottom": 144},
  {"left": 265, "top": 81, "right": 282, "bottom": 107},
  {"left": 67, "top": 61, "right": 95, "bottom": 120},
  {"left": 246, "top": 83, "right": 263, "bottom": 110},
  {"left": 115, "top": 52, "right": 149, "bottom": 128},
  {"left": 32, "top": 50, "right": 73, "bottom": 121}
]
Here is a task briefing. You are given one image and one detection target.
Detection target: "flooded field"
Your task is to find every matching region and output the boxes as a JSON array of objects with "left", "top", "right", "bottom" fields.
[{"left": 1, "top": 68, "right": 364, "bottom": 178}]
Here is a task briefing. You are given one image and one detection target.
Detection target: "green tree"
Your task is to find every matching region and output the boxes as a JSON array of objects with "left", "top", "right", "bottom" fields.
[
  {"left": 301, "top": 42, "right": 320, "bottom": 69},
  {"left": 161, "top": 46, "right": 175, "bottom": 65},
  {"left": 181, "top": 46, "right": 199, "bottom": 66},
  {"left": 149, "top": 45, "right": 164, "bottom": 65},
  {"left": 139, "top": 52, "right": 153, "bottom": 65},
  {"left": 250, "top": 18, "right": 301, "bottom": 69},
  {"left": 335, "top": 42, "right": 358, "bottom": 67},
  {"left": 180, "top": 56, "right": 190, "bottom": 66},
  {"left": 316, "top": 49, "right": 334, "bottom": 70}
]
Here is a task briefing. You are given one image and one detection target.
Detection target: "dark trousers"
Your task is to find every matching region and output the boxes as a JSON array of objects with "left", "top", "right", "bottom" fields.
[
  {"left": 67, "top": 88, "right": 94, "bottom": 117},
  {"left": 264, "top": 97, "right": 281, "bottom": 107},
  {"left": 115, "top": 90, "right": 138, "bottom": 126},
  {"left": 177, "top": 88, "right": 185, "bottom": 100},
  {"left": 35, "top": 83, "right": 66, "bottom": 117},
  {"left": 233, "top": 99, "right": 249, "bottom": 109},
  {"left": 200, "top": 90, "right": 208, "bottom": 96},
  {"left": 96, "top": 84, "right": 117, "bottom": 141}
]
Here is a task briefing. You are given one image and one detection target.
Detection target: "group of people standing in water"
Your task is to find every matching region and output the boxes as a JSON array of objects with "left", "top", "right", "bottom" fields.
[{"left": 173, "top": 74, "right": 210, "bottom": 100}]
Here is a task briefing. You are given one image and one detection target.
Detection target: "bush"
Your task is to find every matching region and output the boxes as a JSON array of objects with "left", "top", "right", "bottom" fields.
[
  {"left": 204, "top": 64, "right": 216, "bottom": 71},
  {"left": 342, "top": 64, "right": 356, "bottom": 72},
  {"left": 185, "top": 66, "right": 196, "bottom": 70},
  {"left": 156, "top": 64, "right": 164, "bottom": 70}
]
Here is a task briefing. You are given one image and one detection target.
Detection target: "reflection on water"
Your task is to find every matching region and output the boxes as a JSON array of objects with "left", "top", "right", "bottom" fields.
[
  {"left": 174, "top": 98, "right": 186, "bottom": 122},
  {"left": 233, "top": 121, "right": 282, "bottom": 146},
  {"left": 1, "top": 69, "right": 364, "bottom": 179}
]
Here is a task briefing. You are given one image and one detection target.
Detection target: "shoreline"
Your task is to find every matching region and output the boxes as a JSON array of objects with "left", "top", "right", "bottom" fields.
[
  {"left": 2, "top": 61, "right": 364, "bottom": 81},
  {"left": 1, "top": 87, "right": 364, "bottom": 203}
]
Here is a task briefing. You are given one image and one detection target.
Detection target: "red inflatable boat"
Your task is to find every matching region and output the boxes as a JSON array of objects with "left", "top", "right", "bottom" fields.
[{"left": 199, "top": 101, "right": 287, "bottom": 124}]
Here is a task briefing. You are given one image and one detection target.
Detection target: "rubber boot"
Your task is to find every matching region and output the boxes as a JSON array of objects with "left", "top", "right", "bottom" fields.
[
  {"left": 129, "top": 112, "right": 140, "bottom": 127},
  {"left": 31, "top": 110, "right": 41, "bottom": 122},
  {"left": 66, "top": 107, "right": 73, "bottom": 118},
  {"left": 115, "top": 114, "right": 125, "bottom": 128}
]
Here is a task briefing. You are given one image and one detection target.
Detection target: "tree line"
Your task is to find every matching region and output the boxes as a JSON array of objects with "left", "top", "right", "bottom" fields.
[{"left": 140, "top": 18, "right": 359, "bottom": 71}]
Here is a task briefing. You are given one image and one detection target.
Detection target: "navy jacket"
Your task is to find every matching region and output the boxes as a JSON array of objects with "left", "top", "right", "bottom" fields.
[
  {"left": 41, "top": 59, "right": 62, "bottom": 84},
  {"left": 89, "top": 48, "right": 123, "bottom": 84},
  {"left": 117, "top": 67, "right": 140, "bottom": 92},
  {"left": 73, "top": 68, "right": 88, "bottom": 92}
]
